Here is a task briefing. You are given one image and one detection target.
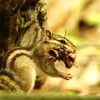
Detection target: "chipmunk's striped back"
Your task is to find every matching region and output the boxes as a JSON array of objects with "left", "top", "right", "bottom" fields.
[
  {"left": 2, "top": 47, "right": 32, "bottom": 69},
  {"left": 0, "top": 46, "right": 37, "bottom": 92}
]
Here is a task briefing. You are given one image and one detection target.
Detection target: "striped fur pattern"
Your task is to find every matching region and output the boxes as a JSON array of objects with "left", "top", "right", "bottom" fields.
[
  {"left": 0, "top": 69, "right": 22, "bottom": 91},
  {"left": 1, "top": 47, "right": 37, "bottom": 92}
]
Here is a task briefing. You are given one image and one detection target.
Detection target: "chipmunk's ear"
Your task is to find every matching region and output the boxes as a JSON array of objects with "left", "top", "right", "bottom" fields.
[{"left": 46, "top": 30, "right": 53, "bottom": 39}]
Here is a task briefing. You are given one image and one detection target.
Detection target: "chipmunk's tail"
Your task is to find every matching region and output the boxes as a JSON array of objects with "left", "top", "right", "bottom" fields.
[{"left": 0, "top": 69, "right": 22, "bottom": 92}]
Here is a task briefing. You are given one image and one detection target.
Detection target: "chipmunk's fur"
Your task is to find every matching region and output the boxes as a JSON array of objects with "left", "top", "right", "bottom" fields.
[
  {"left": 0, "top": 30, "right": 76, "bottom": 92},
  {"left": 0, "top": 69, "right": 23, "bottom": 92}
]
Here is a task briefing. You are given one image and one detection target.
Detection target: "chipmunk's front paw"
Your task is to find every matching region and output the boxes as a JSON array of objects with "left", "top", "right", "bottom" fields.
[
  {"left": 63, "top": 73, "right": 72, "bottom": 80},
  {"left": 59, "top": 73, "right": 72, "bottom": 80}
]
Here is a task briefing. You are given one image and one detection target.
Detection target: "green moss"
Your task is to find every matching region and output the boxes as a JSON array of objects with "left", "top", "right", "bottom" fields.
[{"left": 0, "top": 92, "right": 100, "bottom": 100}]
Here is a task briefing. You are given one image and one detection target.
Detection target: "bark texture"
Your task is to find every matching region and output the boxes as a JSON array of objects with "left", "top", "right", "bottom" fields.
[{"left": 0, "top": 0, "right": 47, "bottom": 66}]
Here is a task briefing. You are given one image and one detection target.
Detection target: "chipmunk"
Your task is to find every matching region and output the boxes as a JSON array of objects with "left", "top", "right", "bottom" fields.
[{"left": 0, "top": 30, "right": 76, "bottom": 92}]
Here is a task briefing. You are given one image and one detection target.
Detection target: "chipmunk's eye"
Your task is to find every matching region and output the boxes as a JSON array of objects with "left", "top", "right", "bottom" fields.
[{"left": 58, "top": 39, "right": 67, "bottom": 44}]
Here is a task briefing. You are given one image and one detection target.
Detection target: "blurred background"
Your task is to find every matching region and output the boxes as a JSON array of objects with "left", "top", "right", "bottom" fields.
[{"left": 40, "top": 0, "right": 100, "bottom": 95}]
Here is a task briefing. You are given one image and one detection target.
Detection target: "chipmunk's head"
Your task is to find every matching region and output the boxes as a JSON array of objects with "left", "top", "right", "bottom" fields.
[{"left": 43, "top": 30, "right": 77, "bottom": 69}]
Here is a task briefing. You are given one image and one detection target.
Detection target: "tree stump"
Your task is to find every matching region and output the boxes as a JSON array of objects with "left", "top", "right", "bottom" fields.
[{"left": 0, "top": 0, "right": 47, "bottom": 67}]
